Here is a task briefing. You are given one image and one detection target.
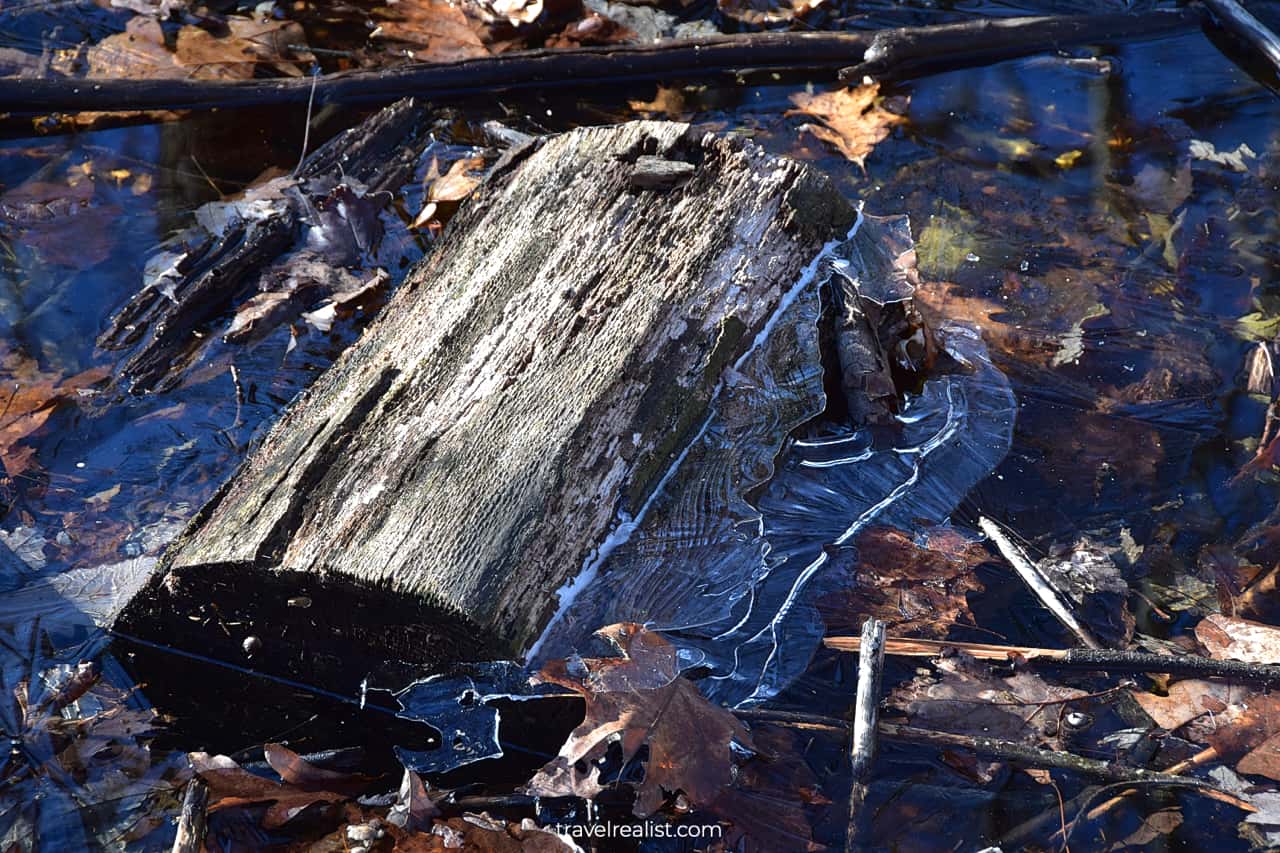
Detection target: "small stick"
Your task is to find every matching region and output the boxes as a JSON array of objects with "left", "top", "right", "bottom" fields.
[
  {"left": 879, "top": 724, "right": 1243, "bottom": 796},
  {"left": 847, "top": 618, "right": 886, "bottom": 851},
  {"left": 824, "top": 635, "right": 1280, "bottom": 686},
  {"left": 172, "top": 777, "right": 209, "bottom": 853},
  {"left": 978, "top": 516, "right": 1102, "bottom": 649},
  {"left": 1203, "top": 0, "right": 1280, "bottom": 71},
  {"left": 1044, "top": 746, "right": 1221, "bottom": 846}
]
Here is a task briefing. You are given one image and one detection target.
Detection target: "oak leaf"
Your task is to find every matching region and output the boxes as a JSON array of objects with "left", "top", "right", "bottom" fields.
[
  {"left": 526, "top": 623, "right": 752, "bottom": 817},
  {"left": 1197, "top": 614, "right": 1280, "bottom": 664}
]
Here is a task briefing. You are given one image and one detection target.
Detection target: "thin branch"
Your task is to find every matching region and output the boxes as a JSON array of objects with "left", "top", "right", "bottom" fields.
[
  {"left": 1203, "top": 0, "right": 1280, "bottom": 70},
  {"left": 824, "top": 635, "right": 1280, "bottom": 686},
  {"left": 979, "top": 516, "right": 1102, "bottom": 649},
  {"left": 0, "top": 10, "right": 1199, "bottom": 115}
]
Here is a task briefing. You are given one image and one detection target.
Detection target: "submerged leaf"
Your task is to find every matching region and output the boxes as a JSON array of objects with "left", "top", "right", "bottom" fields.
[{"left": 787, "top": 84, "right": 907, "bottom": 168}]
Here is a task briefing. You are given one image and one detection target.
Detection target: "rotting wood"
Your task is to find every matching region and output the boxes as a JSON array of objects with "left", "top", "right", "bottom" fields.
[
  {"left": 0, "top": 11, "right": 1199, "bottom": 115},
  {"left": 97, "top": 98, "right": 433, "bottom": 393},
  {"left": 113, "top": 118, "right": 862, "bottom": 708},
  {"left": 171, "top": 777, "right": 209, "bottom": 853},
  {"left": 825, "top": 635, "right": 1280, "bottom": 685},
  {"left": 847, "top": 618, "right": 885, "bottom": 852}
]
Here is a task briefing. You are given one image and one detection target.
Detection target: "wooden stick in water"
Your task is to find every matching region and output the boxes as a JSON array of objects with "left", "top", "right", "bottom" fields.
[
  {"left": 824, "top": 635, "right": 1280, "bottom": 685},
  {"left": 847, "top": 618, "right": 886, "bottom": 851},
  {"left": 978, "top": 516, "right": 1102, "bottom": 649}
]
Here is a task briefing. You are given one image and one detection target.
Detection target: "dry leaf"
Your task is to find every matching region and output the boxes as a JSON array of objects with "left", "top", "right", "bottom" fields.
[
  {"left": 86, "top": 17, "right": 181, "bottom": 79},
  {"left": 413, "top": 156, "right": 485, "bottom": 229},
  {"left": 527, "top": 623, "right": 752, "bottom": 817},
  {"left": 372, "top": 0, "right": 491, "bottom": 61},
  {"left": 888, "top": 654, "right": 1087, "bottom": 746},
  {"left": 1131, "top": 679, "right": 1251, "bottom": 731},
  {"left": 787, "top": 83, "right": 907, "bottom": 168},
  {"left": 718, "top": 0, "right": 824, "bottom": 26},
  {"left": 1197, "top": 614, "right": 1280, "bottom": 664},
  {"left": 192, "top": 751, "right": 347, "bottom": 829}
]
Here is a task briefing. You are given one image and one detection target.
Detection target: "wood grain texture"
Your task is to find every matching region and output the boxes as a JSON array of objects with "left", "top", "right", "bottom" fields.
[{"left": 161, "top": 120, "right": 855, "bottom": 655}]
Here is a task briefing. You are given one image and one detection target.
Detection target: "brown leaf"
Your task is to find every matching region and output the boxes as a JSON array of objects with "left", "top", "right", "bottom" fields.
[
  {"left": 718, "top": 0, "right": 824, "bottom": 26},
  {"left": 1107, "top": 807, "right": 1183, "bottom": 850},
  {"left": 174, "top": 26, "right": 258, "bottom": 80},
  {"left": 191, "top": 751, "right": 347, "bottom": 829},
  {"left": 787, "top": 84, "right": 907, "bottom": 168},
  {"left": 628, "top": 86, "right": 693, "bottom": 119},
  {"left": 888, "top": 654, "right": 1086, "bottom": 746},
  {"left": 1196, "top": 614, "right": 1280, "bottom": 664},
  {"left": 413, "top": 156, "right": 486, "bottom": 229},
  {"left": 705, "top": 724, "right": 825, "bottom": 851},
  {"left": 372, "top": 0, "right": 491, "bottom": 61},
  {"left": 0, "top": 346, "right": 109, "bottom": 476},
  {"left": 85, "top": 17, "right": 181, "bottom": 79},
  {"left": 818, "top": 525, "right": 988, "bottom": 638},
  {"left": 263, "top": 742, "right": 370, "bottom": 794},
  {"left": 545, "top": 12, "right": 633, "bottom": 47},
  {"left": 527, "top": 623, "right": 752, "bottom": 816},
  {"left": 1131, "top": 679, "right": 1252, "bottom": 731},
  {"left": 0, "top": 177, "right": 119, "bottom": 268}
]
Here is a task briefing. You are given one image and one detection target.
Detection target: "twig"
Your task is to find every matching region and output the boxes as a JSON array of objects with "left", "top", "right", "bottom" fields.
[
  {"left": 0, "top": 11, "right": 1199, "bottom": 114},
  {"left": 848, "top": 618, "right": 886, "bottom": 852},
  {"left": 1044, "top": 746, "right": 1221, "bottom": 847},
  {"left": 734, "top": 708, "right": 848, "bottom": 732},
  {"left": 979, "top": 516, "right": 1102, "bottom": 649},
  {"left": 879, "top": 724, "right": 1241, "bottom": 792},
  {"left": 172, "top": 777, "right": 209, "bottom": 853},
  {"left": 1058, "top": 779, "right": 1254, "bottom": 849},
  {"left": 824, "top": 635, "right": 1280, "bottom": 686},
  {"left": 1203, "top": 0, "right": 1280, "bottom": 70}
]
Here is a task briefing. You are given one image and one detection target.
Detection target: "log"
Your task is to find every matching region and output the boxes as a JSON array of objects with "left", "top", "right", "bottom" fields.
[{"left": 113, "top": 119, "right": 864, "bottom": 721}]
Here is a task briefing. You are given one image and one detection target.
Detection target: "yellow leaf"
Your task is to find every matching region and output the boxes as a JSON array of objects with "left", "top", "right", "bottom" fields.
[{"left": 1054, "top": 149, "right": 1083, "bottom": 169}]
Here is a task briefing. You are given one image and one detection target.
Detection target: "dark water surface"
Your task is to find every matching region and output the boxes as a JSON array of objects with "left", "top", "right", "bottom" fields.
[{"left": 2, "top": 3, "right": 1280, "bottom": 849}]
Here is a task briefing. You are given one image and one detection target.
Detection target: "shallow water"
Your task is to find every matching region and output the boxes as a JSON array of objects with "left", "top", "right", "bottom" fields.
[{"left": 2, "top": 2, "right": 1280, "bottom": 848}]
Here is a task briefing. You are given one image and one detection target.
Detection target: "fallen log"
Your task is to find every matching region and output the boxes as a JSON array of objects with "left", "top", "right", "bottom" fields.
[
  {"left": 0, "top": 10, "right": 1199, "bottom": 115},
  {"left": 112, "top": 118, "right": 869, "bottom": 728}
]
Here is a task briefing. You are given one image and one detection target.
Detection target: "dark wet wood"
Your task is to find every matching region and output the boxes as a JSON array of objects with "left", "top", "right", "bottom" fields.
[
  {"left": 116, "top": 120, "right": 856, "bottom": 689},
  {"left": 1203, "top": 0, "right": 1280, "bottom": 71},
  {"left": 97, "top": 98, "right": 430, "bottom": 393},
  {"left": 0, "top": 11, "right": 1199, "bottom": 114}
]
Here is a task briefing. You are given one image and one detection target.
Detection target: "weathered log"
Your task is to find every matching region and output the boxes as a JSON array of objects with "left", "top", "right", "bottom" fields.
[{"left": 113, "top": 119, "right": 864, "bottom": 714}]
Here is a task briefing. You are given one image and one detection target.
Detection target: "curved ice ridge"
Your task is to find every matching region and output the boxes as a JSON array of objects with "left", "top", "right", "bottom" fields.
[{"left": 531, "top": 214, "right": 1017, "bottom": 706}]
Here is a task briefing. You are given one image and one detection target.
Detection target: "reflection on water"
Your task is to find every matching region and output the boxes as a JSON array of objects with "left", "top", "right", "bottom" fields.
[{"left": 0, "top": 14, "right": 1279, "bottom": 849}]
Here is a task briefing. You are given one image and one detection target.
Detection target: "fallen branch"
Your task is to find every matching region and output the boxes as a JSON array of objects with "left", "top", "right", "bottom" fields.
[
  {"left": 0, "top": 10, "right": 1199, "bottom": 114},
  {"left": 879, "top": 723, "right": 1243, "bottom": 796},
  {"left": 847, "top": 618, "right": 886, "bottom": 851},
  {"left": 978, "top": 516, "right": 1103, "bottom": 649},
  {"left": 825, "top": 635, "right": 1280, "bottom": 686},
  {"left": 838, "top": 10, "right": 1194, "bottom": 81},
  {"left": 1203, "top": 0, "right": 1280, "bottom": 70}
]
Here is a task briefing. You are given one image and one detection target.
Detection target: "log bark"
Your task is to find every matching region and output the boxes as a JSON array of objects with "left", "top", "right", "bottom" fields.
[{"left": 114, "top": 120, "right": 858, "bottom": 701}]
